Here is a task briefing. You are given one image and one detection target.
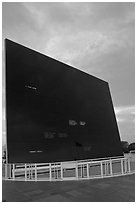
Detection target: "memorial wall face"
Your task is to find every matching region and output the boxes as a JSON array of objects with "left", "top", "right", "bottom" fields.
[{"left": 5, "top": 39, "right": 123, "bottom": 163}]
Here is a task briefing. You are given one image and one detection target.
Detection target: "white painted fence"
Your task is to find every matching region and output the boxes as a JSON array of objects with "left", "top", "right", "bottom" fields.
[{"left": 4, "top": 156, "right": 135, "bottom": 181}]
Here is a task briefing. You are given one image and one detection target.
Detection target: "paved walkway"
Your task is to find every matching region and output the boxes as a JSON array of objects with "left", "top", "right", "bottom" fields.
[{"left": 2, "top": 174, "right": 135, "bottom": 202}]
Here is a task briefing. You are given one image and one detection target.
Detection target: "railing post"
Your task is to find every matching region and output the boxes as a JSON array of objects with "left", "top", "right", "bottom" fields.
[
  {"left": 28, "top": 164, "right": 29, "bottom": 179},
  {"left": 29, "top": 164, "right": 31, "bottom": 179},
  {"left": 9, "top": 164, "right": 11, "bottom": 179},
  {"left": 121, "top": 158, "right": 124, "bottom": 174},
  {"left": 29, "top": 164, "right": 30, "bottom": 179},
  {"left": 106, "top": 161, "right": 109, "bottom": 176},
  {"left": 76, "top": 163, "right": 78, "bottom": 179},
  {"left": 12, "top": 164, "right": 15, "bottom": 180},
  {"left": 128, "top": 158, "right": 131, "bottom": 173},
  {"left": 60, "top": 163, "right": 63, "bottom": 180},
  {"left": 35, "top": 164, "right": 37, "bottom": 181},
  {"left": 82, "top": 165, "right": 84, "bottom": 178},
  {"left": 100, "top": 162, "right": 103, "bottom": 177},
  {"left": 5, "top": 163, "right": 8, "bottom": 180},
  {"left": 49, "top": 163, "right": 52, "bottom": 181},
  {"left": 25, "top": 164, "right": 27, "bottom": 181},
  {"left": 104, "top": 162, "right": 107, "bottom": 176},
  {"left": 87, "top": 163, "right": 89, "bottom": 178},
  {"left": 110, "top": 160, "right": 113, "bottom": 176},
  {"left": 54, "top": 164, "right": 56, "bottom": 179},
  {"left": 30, "top": 164, "right": 33, "bottom": 179},
  {"left": 80, "top": 165, "right": 82, "bottom": 178},
  {"left": 82, "top": 164, "right": 86, "bottom": 178},
  {"left": 124, "top": 158, "right": 127, "bottom": 173},
  {"left": 56, "top": 164, "right": 57, "bottom": 179}
]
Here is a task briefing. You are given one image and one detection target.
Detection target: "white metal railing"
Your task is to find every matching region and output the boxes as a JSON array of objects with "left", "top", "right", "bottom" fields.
[{"left": 4, "top": 156, "right": 135, "bottom": 181}]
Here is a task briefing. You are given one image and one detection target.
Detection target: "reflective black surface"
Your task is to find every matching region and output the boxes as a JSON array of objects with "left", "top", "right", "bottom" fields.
[{"left": 5, "top": 39, "right": 123, "bottom": 163}]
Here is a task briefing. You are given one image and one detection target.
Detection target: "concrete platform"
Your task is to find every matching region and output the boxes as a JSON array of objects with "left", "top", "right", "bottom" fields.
[{"left": 2, "top": 174, "right": 135, "bottom": 202}]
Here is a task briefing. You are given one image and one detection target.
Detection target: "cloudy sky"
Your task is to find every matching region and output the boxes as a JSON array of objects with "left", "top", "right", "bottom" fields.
[{"left": 2, "top": 2, "right": 135, "bottom": 145}]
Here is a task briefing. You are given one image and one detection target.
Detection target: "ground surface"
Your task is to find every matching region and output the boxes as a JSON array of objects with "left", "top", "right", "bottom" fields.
[{"left": 2, "top": 174, "right": 135, "bottom": 202}]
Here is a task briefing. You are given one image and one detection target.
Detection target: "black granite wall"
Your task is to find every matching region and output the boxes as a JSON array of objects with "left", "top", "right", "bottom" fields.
[{"left": 5, "top": 39, "right": 123, "bottom": 163}]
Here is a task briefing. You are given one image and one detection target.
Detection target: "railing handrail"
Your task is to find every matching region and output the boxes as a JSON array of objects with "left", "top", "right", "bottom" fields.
[{"left": 4, "top": 156, "right": 135, "bottom": 181}]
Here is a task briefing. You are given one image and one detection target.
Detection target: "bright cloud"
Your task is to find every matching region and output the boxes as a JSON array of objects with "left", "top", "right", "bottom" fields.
[
  {"left": 114, "top": 106, "right": 135, "bottom": 143},
  {"left": 115, "top": 106, "right": 135, "bottom": 116}
]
